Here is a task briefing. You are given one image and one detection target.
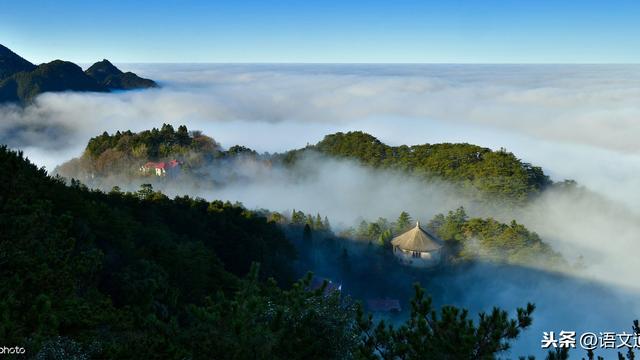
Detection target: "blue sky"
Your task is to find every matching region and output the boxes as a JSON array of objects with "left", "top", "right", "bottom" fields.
[{"left": 1, "top": 0, "right": 639, "bottom": 63}]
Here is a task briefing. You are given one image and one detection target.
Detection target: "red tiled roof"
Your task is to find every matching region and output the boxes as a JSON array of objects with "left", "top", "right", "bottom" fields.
[{"left": 143, "top": 160, "right": 180, "bottom": 169}]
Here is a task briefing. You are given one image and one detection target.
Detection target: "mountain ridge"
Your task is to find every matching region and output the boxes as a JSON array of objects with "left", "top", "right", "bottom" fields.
[
  {"left": 0, "top": 45, "right": 157, "bottom": 103},
  {"left": 0, "top": 44, "right": 36, "bottom": 80},
  {"left": 56, "top": 126, "right": 554, "bottom": 206}
]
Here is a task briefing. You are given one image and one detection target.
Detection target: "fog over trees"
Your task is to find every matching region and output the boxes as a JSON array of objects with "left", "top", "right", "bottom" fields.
[{"left": 3, "top": 63, "right": 640, "bottom": 359}]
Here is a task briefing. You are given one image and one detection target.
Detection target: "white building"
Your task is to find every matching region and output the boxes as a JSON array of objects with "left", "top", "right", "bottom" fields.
[
  {"left": 139, "top": 160, "right": 180, "bottom": 176},
  {"left": 391, "top": 221, "right": 443, "bottom": 268}
]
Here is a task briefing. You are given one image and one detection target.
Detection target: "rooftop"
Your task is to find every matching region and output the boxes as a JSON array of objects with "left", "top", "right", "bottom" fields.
[
  {"left": 391, "top": 221, "right": 443, "bottom": 252},
  {"left": 143, "top": 160, "right": 180, "bottom": 169}
]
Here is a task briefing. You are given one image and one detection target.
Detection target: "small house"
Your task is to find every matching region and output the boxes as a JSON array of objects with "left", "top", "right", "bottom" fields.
[
  {"left": 140, "top": 160, "right": 180, "bottom": 176},
  {"left": 391, "top": 221, "right": 443, "bottom": 267}
]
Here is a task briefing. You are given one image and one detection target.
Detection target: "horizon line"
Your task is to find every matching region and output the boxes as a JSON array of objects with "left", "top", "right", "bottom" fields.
[{"left": 81, "top": 61, "right": 640, "bottom": 66}]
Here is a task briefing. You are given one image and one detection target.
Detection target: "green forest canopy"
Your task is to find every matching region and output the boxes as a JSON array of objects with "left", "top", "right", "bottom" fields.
[
  {"left": 63, "top": 126, "right": 555, "bottom": 206},
  {"left": 0, "top": 145, "right": 293, "bottom": 357},
  {"left": 0, "top": 145, "right": 627, "bottom": 359},
  {"left": 336, "top": 208, "right": 564, "bottom": 268},
  {"left": 281, "top": 131, "right": 551, "bottom": 204},
  {"left": 58, "top": 124, "right": 223, "bottom": 176},
  {"left": 1, "top": 145, "right": 545, "bottom": 359}
]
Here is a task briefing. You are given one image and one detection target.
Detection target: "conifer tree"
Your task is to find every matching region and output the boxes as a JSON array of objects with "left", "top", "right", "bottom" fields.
[
  {"left": 396, "top": 211, "right": 412, "bottom": 232},
  {"left": 323, "top": 216, "right": 331, "bottom": 231},
  {"left": 315, "top": 213, "right": 324, "bottom": 230}
]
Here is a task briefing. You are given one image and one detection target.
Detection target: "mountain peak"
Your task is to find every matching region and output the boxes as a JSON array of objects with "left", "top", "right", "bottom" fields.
[
  {"left": 0, "top": 44, "right": 21, "bottom": 57},
  {"left": 0, "top": 46, "right": 157, "bottom": 103},
  {"left": 0, "top": 44, "right": 12, "bottom": 55},
  {"left": 96, "top": 59, "right": 116, "bottom": 67},
  {"left": 85, "top": 59, "right": 123, "bottom": 83},
  {"left": 0, "top": 44, "right": 36, "bottom": 80},
  {"left": 85, "top": 59, "right": 157, "bottom": 90}
]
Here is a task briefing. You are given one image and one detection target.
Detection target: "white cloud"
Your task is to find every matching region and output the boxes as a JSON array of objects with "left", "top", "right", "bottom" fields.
[
  {"left": 3, "top": 63, "right": 640, "bottom": 356},
  {"left": 4, "top": 64, "right": 640, "bottom": 208}
]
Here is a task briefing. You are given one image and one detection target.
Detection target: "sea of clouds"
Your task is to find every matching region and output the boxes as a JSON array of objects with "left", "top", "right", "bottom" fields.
[
  {"left": 4, "top": 64, "right": 640, "bottom": 206},
  {"left": 2, "top": 63, "right": 640, "bottom": 357}
]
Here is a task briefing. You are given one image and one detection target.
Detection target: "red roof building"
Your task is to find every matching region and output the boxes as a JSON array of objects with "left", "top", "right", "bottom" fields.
[{"left": 140, "top": 160, "right": 180, "bottom": 176}]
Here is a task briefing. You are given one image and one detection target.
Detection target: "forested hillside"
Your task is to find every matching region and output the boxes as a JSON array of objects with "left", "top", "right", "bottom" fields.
[
  {"left": 0, "top": 145, "right": 546, "bottom": 358},
  {"left": 57, "top": 124, "right": 227, "bottom": 178},
  {"left": 0, "top": 145, "right": 294, "bottom": 357},
  {"left": 0, "top": 60, "right": 107, "bottom": 103},
  {"left": 281, "top": 131, "right": 551, "bottom": 204},
  {"left": 59, "top": 126, "right": 553, "bottom": 207},
  {"left": 332, "top": 207, "right": 564, "bottom": 268},
  {"left": 427, "top": 207, "right": 563, "bottom": 266}
]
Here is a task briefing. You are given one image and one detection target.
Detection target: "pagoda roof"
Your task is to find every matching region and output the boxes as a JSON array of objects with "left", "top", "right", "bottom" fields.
[{"left": 391, "top": 221, "right": 443, "bottom": 252}]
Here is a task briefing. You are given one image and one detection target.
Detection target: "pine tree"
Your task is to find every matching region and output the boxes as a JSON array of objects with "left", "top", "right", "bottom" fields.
[
  {"left": 137, "top": 183, "right": 154, "bottom": 199},
  {"left": 367, "top": 222, "right": 382, "bottom": 240},
  {"left": 356, "top": 220, "right": 369, "bottom": 239},
  {"left": 177, "top": 125, "right": 190, "bottom": 145},
  {"left": 323, "top": 216, "right": 331, "bottom": 231},
  {"left": 315, "top": 213, "right": 324, "bottom": 230},
  {"left": 356, "top": 285, "right": 535, "bottom": 359},
  {"left": 396, "top": 211, "right": 412, "bottom": 233},
  {"left": 291, "top": 209, "right": 306, "bottom": 225},
  {"left": 378, "top": 229, "right": 393, "bottom": 248},
  {"left": 268, "top": 212, "right": 285, "bottom": 224}
]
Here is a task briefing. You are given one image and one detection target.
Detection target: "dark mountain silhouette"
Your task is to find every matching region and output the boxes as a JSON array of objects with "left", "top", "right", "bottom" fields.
[
  {"left": 0, "top": 60, "right": 106, "bottom": 103},
  {"left": 85, "top": 59, "right": 157, "bottom": 89},
  {"left": 0, "top": 44, "right": 36, "bottom": 80},
  {"left": 84, "top": 59, "right": 123, "bottom": 83},
  {"left": 0, "top": 45, "right": 157, "bottom": 103}
]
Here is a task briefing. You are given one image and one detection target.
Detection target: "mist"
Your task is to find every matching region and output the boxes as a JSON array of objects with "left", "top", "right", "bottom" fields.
[
  {"left": 3, "top": 63, "right": 640, "bottom": 357},
  {"left": 3, "top": 64, "right": 640, "bottom": 208}
]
